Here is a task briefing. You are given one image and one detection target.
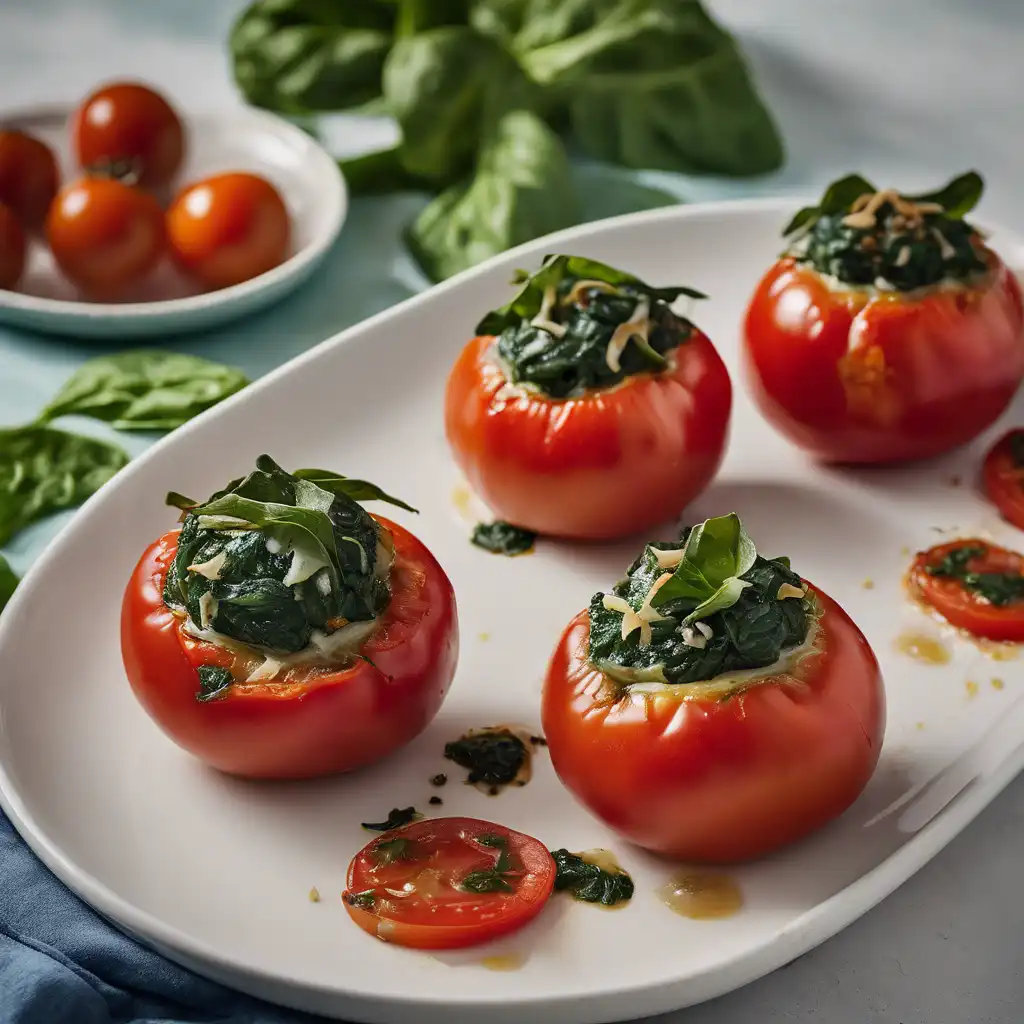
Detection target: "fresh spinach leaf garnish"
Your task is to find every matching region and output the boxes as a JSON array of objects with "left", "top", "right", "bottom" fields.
[
  {"left": 39, "top": 350, "right": 249, "bottom": 432},
  {"left": 925, "top": 544, "right": 1024, "bottom": 607},
  {"left": 0, "top": 554, "right": 18, "bottom": 614},
  {"left": 371, "top": 836, "right": 415, "bottom": 866},
  {"left": 589, "top": 513, "right": 812, "bottom": 688},
  {"left": 361, "top": 807, "right": 422, "bottom": 832},
  {"left": 0, "top": 425, "right": 129, "bottom": 547},
  {"left": 292, "top": 467, "right": 417, "bottom": 513},
  {"left": 476, "top": 254, "right": 703, "bottom": 398},
  {"left": 471, "top": 521, "right": 536, "bottom": 556},
  {"left": 551, "top": 849, "right": 634, "bottom": 907},
  {"left": 164, "top": 456, "right": 407, "bottom": 656},
  {"left": 344, "top": 889, "right": 378, "bottom": 910},
  {"left": 461, "top": 833, "right": 516, "bottom": 893},
  {"left": 196, "top": 665, "right": 234, "bottom": 703},
  {"left": 785, "top": 171, "right": 988, "bottom": 292},
  {"left": 445, "top": 729, "right": 528, "bottom": 788}
]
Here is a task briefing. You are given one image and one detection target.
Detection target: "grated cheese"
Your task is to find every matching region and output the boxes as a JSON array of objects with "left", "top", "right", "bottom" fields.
[
  {"left": 187, "top": 550, "right": 228, "bottom": 580},
  {"left": 653, "top": 546, "right": 687, "bottom": 569},
  {"left": 777, "top": 583, "right": 806, "bottom": 601},
  {"left": 530, "top": 284, "right": 567, "bottom": 338},
  {"left": 605, "top": 298, "right": 651, "bottom": 373}
]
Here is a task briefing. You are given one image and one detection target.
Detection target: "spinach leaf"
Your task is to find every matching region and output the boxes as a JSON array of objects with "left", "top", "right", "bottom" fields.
[
  {"left": 519, "top": 0, "right": 783, "bottom": 176},
  {"left": 196, "top": 665, "right": 234, "bottom": 703},
  {"left": 905, "top": 171, "right": 984, "bottom": 220},
  {"left": 0, "top": 426, "right": 129, "bottom": 546},
  {"left": 406, "top": 108, "right": 580, "bottom": 282},
  {"left": 445, "top": 729, "right": 527, "bottom": 786},
  {"left": 461, "top": 832, "right": 516, "bottom": 892},
  {"left": 471, "top": 521, "right": 536, "bottom": 555},
  {"left": 370, "top": 836, "right": 415, "bottom": 865},
  {"left": 39, "top": 350, "right": 249, "bottom": 432},
  {"left": 925, "top": 544, "right": 1024, "bottom": 607},
  {"left": 344, "top": 889, "right": 377, "bottom": 909},
  {"left": 396, "top": 0, "right": 472, "bottom": 37},
  {"left": 230, "top": 0, "right": 395, "bottom": 114},
  {"left": 0, "top": 554, "right": 18, "bottom": 613},
  {"left": 551, "top": 849, "right": 634, "bottom": 906},
  {"left": 782, "top": 173, "right": 876, "bottom": 238},
  {"left": 293, "top": 467, "right": 417, "bottom": 513},
  {"left": 338, "top": 145, "right": 435, "bottom": 197},
  {"left": 361, "top": 806, "right": 422, "bottom": 831}
]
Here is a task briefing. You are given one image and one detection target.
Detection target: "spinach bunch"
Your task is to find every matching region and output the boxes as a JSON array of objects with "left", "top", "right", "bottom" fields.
[
  {"left": 479, "top": 254, "right": 702, "bottom": 398},
  {"left": 588, "top": 513, "right": 812, "bottom": 687},
  {"left": 229, "top": 0, "right": 783, "bottom": 280},
  {"left": 164, "top": 456, "right": 413, "bottom": 654}
]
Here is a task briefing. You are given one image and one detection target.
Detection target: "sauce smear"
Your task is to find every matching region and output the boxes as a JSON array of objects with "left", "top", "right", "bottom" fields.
[{"left": 658, "top": 872, "right": 743, "bottom": 920}]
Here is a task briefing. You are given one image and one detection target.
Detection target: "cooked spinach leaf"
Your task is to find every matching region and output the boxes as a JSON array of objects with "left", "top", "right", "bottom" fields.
[
  {"left": 165, "top": 456, "right": 403, "bottom": 655},
  {"left": 344, "top": 889, "right": 377, "bottom": 909},
  {"left": 461, "top": 832, "right": 516, "bottom": 892},
  {"left": 471, "top": 521, "right": 536, "bottom": 555},
  {"left": 589, "top": 514, "right": 812, "bottom": 687},
  {"left": 925, "top": 544, "right": 1024, "bottom": 607},
  {"left": 551, "top": 849, "right": 634, "bottom": 906},
  {"left": 0, "top": 554, "right": 18, "bottom": 613},
  {"left": 371, "top": 836, "right": 415, "bottom": 865},
  {"left": 292, "top": 467, "right": 417, "bottom": 513},
  {"left": 0, "top": 426, "right": 129, "bottom": 546},
  {"left": 361, "top": 806, "right": 422, "bottom": 831},
  {"left": 445, "top": 729, "right": 527, "bottom": 786},
  {"left": 196, "top": 665, "right": 234, "bottom": 703},
  {"left": 39, "top": 351, "right": 249, "bottom": 432},
  {"left": 785, "top": 172, "right": 988, "bottom": 291}
]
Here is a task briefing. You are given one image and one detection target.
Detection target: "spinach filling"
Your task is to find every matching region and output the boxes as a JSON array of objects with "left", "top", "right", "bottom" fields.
[
  {"left": 551, "top": 850, "right": 634, "bottom": 907},
  {"left": 925, "top": 544, "right": 1024, "bottom": 607},
  {"left": 588, "top": 513, "right": 813, "bottom": 688},
  {"left": 163, "top": 456, "right": 415, "bottom": 672},
  {"left": 477, "top": 254, "right": 705, "bottom": 399},
  {"left": 784, "top": 171, "right": 988, "bottom": 292}
]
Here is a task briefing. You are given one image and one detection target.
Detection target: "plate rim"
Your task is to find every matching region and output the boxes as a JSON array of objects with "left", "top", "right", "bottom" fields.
[
  {"left": 0, "top": 102, "right": 347, "bottom": 321},
  {"left": 2, "top": 195, "right": 1023, "bottom": 1022}
]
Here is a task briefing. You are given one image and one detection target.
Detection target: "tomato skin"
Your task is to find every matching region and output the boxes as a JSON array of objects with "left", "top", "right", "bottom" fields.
[
  {"left": 743, "top": 257, "right": 1024, "bottom": 463},
  {"left": 0, "top": 130, "right": 60, "bottom": 231},
  {"left": 344, "top": 817, "right": 556, "bottom": 950},
  {"left": 167, "top": 173, "right": 290, "bottom": 289},
  {"left": 71, "top": 82, "right": 184, "bottom": 188},
  {"left": 982, "top": 429, "right": 1024, "bottom": 532},
  {"left": 46, "top": 178, "right": 165, "bottom": 295},
  {"left": 0, "top": 204, "right": 26, "bottom": 290},
  {"left": 445, "top": 334, "right": 732, "bottom": 540},
  {"left": 120, "top": 517, "right": 459, "bottom": 779},
  {"left": 541, "top": 585, "right": 885, "bottom": 863},
  {"left": 909, "top": 540, "right": 1024, "bottom": 642}
]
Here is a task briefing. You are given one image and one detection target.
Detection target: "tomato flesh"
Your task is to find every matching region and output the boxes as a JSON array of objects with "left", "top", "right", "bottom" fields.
[
  {"left": 120, "top": 516, "right": 459, "bottom": 779},
  {"left": 909, "top": 539, "right": 1024, "bottom": 642},
  {"left": 542, "top": 584, "right": 885, "bottom": 863},
  {"left": 0, "top": 129, "right": 60, "bottom": 231},
  {"left": 167, "top": 172, "right": 290, "bottom": 289},
  {"left": 743, "top": 257, "right": 1024, "bottom": 463},
  {"left": 344, "top": 817, "right": 556, "bottom": 950},
  {"left": 0, "top": 203, "right": 26, "bottom": 290},
  {"left": 445, "top": 333, "right": 732, "bottom": 540},
  {"left": 982, "top": 429, "right": 1024, "bottom": 532}
]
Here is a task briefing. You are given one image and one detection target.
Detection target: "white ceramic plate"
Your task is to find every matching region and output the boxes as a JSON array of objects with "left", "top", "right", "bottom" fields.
[
  {"left": 2, "top": 199, "right": 1024, "bottom": 1024},
  {"left": 0, "top": 104, "right": 346, "bottom": 338}
]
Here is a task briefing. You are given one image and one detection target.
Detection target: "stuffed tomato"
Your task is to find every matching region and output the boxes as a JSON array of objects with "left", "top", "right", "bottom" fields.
[
  {"left": 446, "top": 255, "right": 731, "bottom": 540},
  {"left": 542, "top": 513, "right": 884, "bottom": 863},
  {"left": 121, "top": 456, "right": 458, "bottom": 779},
  {"left": 744, "top": 172, "right": 1024, "bottom": 464}
]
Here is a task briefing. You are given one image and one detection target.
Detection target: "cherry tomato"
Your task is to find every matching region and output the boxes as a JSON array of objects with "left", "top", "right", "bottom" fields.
[
  {"left": 0, "top": 203, "right": 26, "bottom": 290},
  {"left": 71, "top": 81, "right": 184, "bottom": 188},
  {"left": 46, "top": 178, "right": 165, "bottom": 295},
  {"left": 982, "top": 429, "right": 1024, "bottom": 532},
  {"left": 121, "top": 516, "right": 459, "bottom": 779},
  {"left": 167, "top": 173, "right": 290, "bottom": 289},
  {"left": 743, "top": 256, "right": 1024, "bottom": 463},
  {"left": 908, "top": 539, "right": 1024, "bottom": 642},
  {"left": 343, "top": 817, "right": 556, "bottom": 950},
  {"left": 0, "top": 129, "right": 59, "bottom": 231},
  {"left": 542, "top": 585, "right": 885, "bottom": 863},
  {"left": 445, "top": 333, "right": 732, "bottom": 540}
]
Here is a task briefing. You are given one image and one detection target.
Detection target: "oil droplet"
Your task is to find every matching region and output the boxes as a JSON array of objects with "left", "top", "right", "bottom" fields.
[
  {"left": 992, "top": 677, "right": 1005, "bottom": 691},
  {"left": 478, "top": 631, "right": 491, "bottom": 642},
  {"left": 895, "top": 631, "right": 952, "bottom": 665},
  {"left": 658, "top": 872, "right": 743, "bottom": 920},
  {"left": 981, "top": 641, "right": 1020, "bottom": 662},
  {"left": 965, "top": 680, "right": 979, "bottom": 698},
  {"left": 915, "top": 721, "right": 925, "bottom": 730},
  {"left": 862, "top": 578, "right": 875, "bottom": 590},
  {"left": 451, "top": 485, "right": 473, "bottom": 520},
  {"left": 481, "top": 953, "right": 527, "bottom": 971},
  {"left": 900, "top": 546, "right": 911, "bottom": 556}
]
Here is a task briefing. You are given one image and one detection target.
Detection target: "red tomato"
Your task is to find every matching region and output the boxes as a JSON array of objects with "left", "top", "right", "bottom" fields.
[
  {"left": 343, "top": 817, "right": 556, "bottom": 950},
  {"left": 445, "top": 334, "right": 732, "bottom": 540},
  {"left": 743, "top": 256, "right": 1024, "bottom": 463},
  {"left": 982, "top": 429, "right": 1024, "bottom": 532},
  {"left": 46, "top": 178, "right": 165, "bottom": 295},
  {"left": 71, "top": 81, "right": 184, "bottom": 188},
  {"left": 166, "top": 173, "right": 290, "bottom": 289},
  {"left": 0, "top": 129, "right": 60, "bottom": 231},
  {"left": 121, "top": 516, "right": 459, "bottom": 779},
  {"left": 908, "top": 539, "right": 1024, "bottom": 642},
  {"left": 0, "top": 203, "right": 26, "bottom": 290},
  {"left": 541, "top": 585, "right": 885, "bottom": 863}
]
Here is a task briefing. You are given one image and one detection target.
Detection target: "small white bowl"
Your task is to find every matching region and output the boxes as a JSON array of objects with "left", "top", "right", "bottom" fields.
[{"left": 0, "top": 103, "right": 347, "bottom": 338}]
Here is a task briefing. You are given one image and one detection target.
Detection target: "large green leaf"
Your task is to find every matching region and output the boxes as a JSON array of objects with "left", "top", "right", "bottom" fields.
[
  {"left": 905, "top": 170, "right": 984, "bottom": 220},
  {"left": 293, "top": 467, "right": 417, "bottom": 512}
]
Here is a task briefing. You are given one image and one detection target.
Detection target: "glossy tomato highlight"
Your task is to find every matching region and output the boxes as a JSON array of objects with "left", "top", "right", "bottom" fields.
[
  {"left": 542, "top": 585, "right": 884, "bottom": 863},
  {"left": 121, "top": 516, "right": 458, "bottom": 779},
  {"left": 445, "top": 333, "right": 731, "bottom": 540}
]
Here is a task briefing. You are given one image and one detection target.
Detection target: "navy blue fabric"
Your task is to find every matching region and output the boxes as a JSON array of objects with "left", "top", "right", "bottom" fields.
[{"left": 0, "top": 812, "right": 324, "bottom": 1024}]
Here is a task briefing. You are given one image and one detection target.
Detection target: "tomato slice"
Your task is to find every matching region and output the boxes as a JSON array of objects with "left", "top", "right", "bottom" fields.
[
  {"left": 343, "top": 817, "right": 556, "bottom": 950},
  {"left": 982, "top": 429, "right": 1024, "bottom": 531},
  {"left": 909, "top": 539, "right": 1024, "bottom": 641}
]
